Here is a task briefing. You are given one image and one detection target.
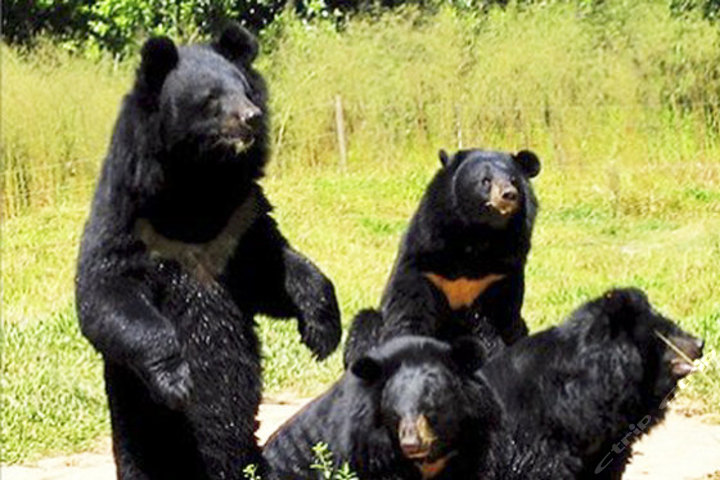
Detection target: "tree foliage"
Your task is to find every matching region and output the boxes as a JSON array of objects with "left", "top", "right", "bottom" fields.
[
  {"left": 2, "top": 0, "right": 286, "bottom": 56},
  {"left": 3, "top": 0, "right": 720, "bottom": 56},
  {"left": 671, "top": 0, "right": 720, "bottom": 21},
  {"left": 2, "top": 0, "right": 95, "bottom": 46}
]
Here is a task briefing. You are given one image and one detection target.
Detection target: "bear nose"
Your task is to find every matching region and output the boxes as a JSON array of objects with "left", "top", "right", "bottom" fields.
[
  {"left": 669, "top": 334, "right": 705, "bottom": 361},
  {"left": 240, "top": 106, "right": 263, "bottom": 130},
  {"left": 399, "top": 417, "right": 418, "bottom": 440},
  {"left": 690, "top": 337, "right": 705, "bottom": 359},
  {"left": 401, "top": 441, "right": 424, "bottom": 458},
  {"left": 501, "top": 187, "right": 518, "bottom": 202},
  {"left": 398, "top": 415, "right": 434, "bottom": 459}
]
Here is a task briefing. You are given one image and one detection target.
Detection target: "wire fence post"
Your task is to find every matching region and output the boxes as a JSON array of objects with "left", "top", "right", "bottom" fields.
[
  {"left": 335, "top": 95, "right": 348, "bottom": 172},
  {"left": 455, "top": 103, "right": 463, "bottom": 149}
]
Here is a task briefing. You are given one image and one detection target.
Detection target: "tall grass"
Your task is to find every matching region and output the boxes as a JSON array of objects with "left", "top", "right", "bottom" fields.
[
  {"left": 4, "top": 2, "right": 720, "bottom": 216},
  {"left": 263, "top": 2, "right": 720, "bottom": 176},
  {"left": 2, "top": 0, "right": 720, "bottom": 462},
  {"left": 2, "top": 43, "right": 131, "bottom": 217}
]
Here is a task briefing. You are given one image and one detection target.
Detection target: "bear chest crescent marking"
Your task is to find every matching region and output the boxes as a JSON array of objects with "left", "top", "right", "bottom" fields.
[
  {"left": 417, "top": 451, "right": 457, "bottom": 479},
  {"left": 424, "top": 272, "right": 506, "bottom": 309},
  {"left": 135, "top": 187, "right": 260, "bottom": 283}
]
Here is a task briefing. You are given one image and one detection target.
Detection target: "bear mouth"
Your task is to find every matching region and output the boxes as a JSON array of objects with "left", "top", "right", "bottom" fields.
[
  {"left": 654, "top": 330, "right": 704, "bottom": 379},
  {"left": 402, "top": 444, "right": 433, "bottom": 460},
  {"left": 217, "top": 135, "right": 255, "bottom": 154},
  {"left": 217, "top": 126, "right": 256, "bottom": 154},
  {"left": 229, "top": 136, "right": 255, "bottom": 154},
  {"left": 670, "top": 358, "right": 695, "bottom": 378},
  {"left": 413, "top": 451, "right": 457, "bottom": 479},
  {"left": 486, "top": 199, "right": 518, "bottom": 217}
]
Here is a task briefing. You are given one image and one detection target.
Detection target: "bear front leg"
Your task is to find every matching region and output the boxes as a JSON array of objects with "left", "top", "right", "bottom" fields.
[
  {"left": 342, "top": 308, "right": 384, "bottom": 368},
  {"left": 227, "top": 215, "right": 341, "bottom": 360},
  {"left": 281, "top": 247, "right": 341, "bottom": 360},
  {"left": 379, "top": 270, "right": 447, "bottom": 341},
  {"left": 77, "top": 277, "right": 193, "bottom": 409},
  {"left": 478, "top": 272, "right": 529, "bottom": 345}
]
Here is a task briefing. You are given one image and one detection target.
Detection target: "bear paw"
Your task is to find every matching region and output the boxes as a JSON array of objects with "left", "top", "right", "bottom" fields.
[{"left": 298, "top": 295, "right": 341, "bottom": 361}]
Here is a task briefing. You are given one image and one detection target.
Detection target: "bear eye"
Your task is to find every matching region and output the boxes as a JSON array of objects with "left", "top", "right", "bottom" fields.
[
  {"left": 203, "top": 88, "right": 222, "bottom": 103},
  {"left": 481, "top": 177, "right": 491, "bottom": 188},
  {"left": 202, "top": 92, "right": 221, "bottom": 112}
]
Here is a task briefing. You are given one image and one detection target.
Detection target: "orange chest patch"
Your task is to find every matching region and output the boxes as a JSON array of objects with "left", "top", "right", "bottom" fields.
[
  {"left": 418, "top": 456, "right": 449, "bottom": 479},
  {"left": 424, "top": 273, "right": 505, "bottom": 309},
  {"left": 417, "top": 452, "right": 459, "bottom": 479}
]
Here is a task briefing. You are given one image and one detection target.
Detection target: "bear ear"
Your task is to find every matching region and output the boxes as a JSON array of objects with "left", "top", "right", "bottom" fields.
[
  {"left": 513, "top": 150, "right": 541, "bottom": 178},
  {"left": 599, "top": 288, "right": 648, "bottom": 336},
  {"left": 214, "top": 22, "right": 259, "bottom": 66},
  {"left": 351, "top": 356, "right": 383, "bottom": 383},
  {"left": 438, "top": 149, "right": 451, "bottom": 168},
  {"left": 138, "top": 36, "right": 179, "bottom": 96},
  {"left": 450, "top": 337, "right": 487, "bottom": 374}
]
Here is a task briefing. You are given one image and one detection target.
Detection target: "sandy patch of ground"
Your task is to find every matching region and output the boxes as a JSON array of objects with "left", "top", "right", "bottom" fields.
[
  {"left": 3, "top": 401, "right": 719, "bottom": 480},
  {"left": 624, "top": 409, "right": 720, "bottom": 480}
]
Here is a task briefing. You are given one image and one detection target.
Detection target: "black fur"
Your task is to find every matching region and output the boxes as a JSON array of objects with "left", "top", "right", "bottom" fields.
[
  {"left": 344, "top": 148, "right": 540, "bottom": 366},
  {"left": 264, "top": 336, "right": 501, "bottom": 480},
  {"left": 480, "top": 288, "right": 704, "bottom": 479},
  {"left": 76, "top": 24, "right": 341, "bottom": 480}
]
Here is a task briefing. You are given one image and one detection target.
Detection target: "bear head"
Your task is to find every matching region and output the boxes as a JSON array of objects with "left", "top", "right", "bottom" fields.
[
  {"left": 350, "top": 335, "right": 499, "bottom": 477},
  {"left": 581, "top": 287, "right": 704, "bottom": 403},
  {"left": 438, "top": 149, "right": 540, "bottom": 229},
  {"left": 135, "top": 23, "right": 267, "bottom": 178}
]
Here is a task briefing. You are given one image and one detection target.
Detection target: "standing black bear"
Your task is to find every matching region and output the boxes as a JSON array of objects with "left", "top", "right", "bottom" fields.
[
  {"left": 264, "top": 336, "right": 501, "bottom": 480},
  {"left": 344, "top": 149, "right": 540, "bottom": 366},
  {"left": 480, "top": 288, "right": 704, "bottom": 480},
  {"left": 76, "top": 25, "right": 341, "bottom": 480}
]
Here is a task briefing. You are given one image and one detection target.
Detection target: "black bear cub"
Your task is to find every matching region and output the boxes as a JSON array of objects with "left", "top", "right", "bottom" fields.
[
  {"left": 481, "top": 288, "right": 704, "bottom": 480},
  {"left": 344, "top": 149, "right": 541, "bottom": 366},
  {"left": 264, "top": 336, "right": 501, "bottom": 480},
  {"left": 76, "top": 25, "right": 341, "bottom": 480}
]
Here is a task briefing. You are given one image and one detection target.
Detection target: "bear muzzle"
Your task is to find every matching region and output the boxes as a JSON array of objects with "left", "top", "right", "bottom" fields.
[
  {"left": 398, "top": 415, "right": 437, "bottom": 460},
  {"left": 487, "top": 181, "right": 520, "bottom": 217},
  {"left": 655, "top": 330, "right": 704, "bottom": 378},
  {"left": 220, "top": 103, "right": 263, "bottom": 154}
]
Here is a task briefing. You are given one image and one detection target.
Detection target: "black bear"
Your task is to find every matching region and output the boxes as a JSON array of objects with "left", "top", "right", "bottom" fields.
[
  {"left": 264, "top": 336, "right": 502, "bottom": 480},
  {"left": 344, "top": 148, "right": 541, "bottom": 366},
  {"left": 480, "top": 288, "right": 704, "bottom": 480},
  {"left": 75, "top": 25, "right": 341, "bottom": 480}
]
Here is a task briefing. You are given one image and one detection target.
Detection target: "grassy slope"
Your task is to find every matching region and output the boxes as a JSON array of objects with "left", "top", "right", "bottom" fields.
[{"left": 3, "top": 1, "right": 720, "bottom": 462}]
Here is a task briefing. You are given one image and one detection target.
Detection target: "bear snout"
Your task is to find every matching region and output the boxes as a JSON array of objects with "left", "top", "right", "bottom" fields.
[
  {"left": 664, "top": 333, "right": 704, "bottom": 378},
  {"left": 398, "top": 415, "right": 436, "bottom": 459},
  {"left": 238, "top": 104, "right": 263, "bottom": 131},
  {"left": 501, "top": 187, "right": 518, "bottom": 202},
  {"left": 219, "top": 103, "right": 263, "bottom": 153},
  {"left": 489, "top": 181, "right": 520, "bottom": 216},
  {"left": 222, "top": 96, "right": 263, "bottom": 131}
]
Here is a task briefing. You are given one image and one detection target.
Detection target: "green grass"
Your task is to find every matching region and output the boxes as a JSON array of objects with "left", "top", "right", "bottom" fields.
[
  {"left": 3, "top": 0, "right": 720, "bottom": 464},
  {"left": 2, "top": 305, "right": 109, "bottom": 462}
]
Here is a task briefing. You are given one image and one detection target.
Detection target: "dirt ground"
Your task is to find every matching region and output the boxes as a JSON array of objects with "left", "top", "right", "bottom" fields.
[{"left": 3, "top": 400, "right": 720, "bottom": 480}]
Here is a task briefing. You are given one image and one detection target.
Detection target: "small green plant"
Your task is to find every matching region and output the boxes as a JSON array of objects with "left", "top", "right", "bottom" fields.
[
  {"left": 243, "top": 464, "right": 263, "bottom": 480},
  {"left": 310, "top": 442, "right": 359, "bottom": 480},
  {"left": 310, "top": 442, "right": 335, "bottom": 479},
  {"left": 240, "top": 444, "right": 358, "bottom": 480}
]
